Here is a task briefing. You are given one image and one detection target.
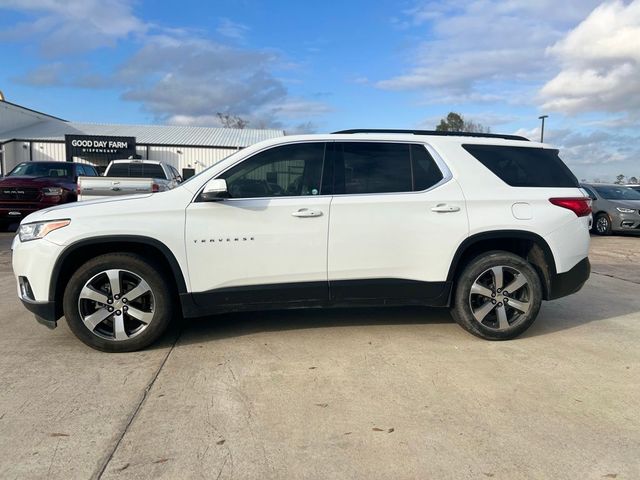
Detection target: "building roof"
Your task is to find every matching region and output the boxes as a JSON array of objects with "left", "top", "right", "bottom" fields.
[
  {"left": 1, "top": 118, "right": 284, "bottom": 147},
  {"left": 0, "top": 100, "right": 67, "bottom": 140}
]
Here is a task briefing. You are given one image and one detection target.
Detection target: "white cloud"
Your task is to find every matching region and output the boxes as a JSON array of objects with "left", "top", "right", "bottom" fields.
[
  {"left": 216, "top": 18, "right": 250, "bottom": 41},
  {"left": 114, "top": 35, "right": 331, "bottom": 126},
  {"left": 378, "top": 0, "right": 640, "bottom": 181},
  {"left": 0, "top": 1, "right": 331, "bottom": 129},
  {"left": 377, "top": 0, "right": 601, "bottom": 102},
  {"left": 541, "top": 0, "right": 640, "bottom": 114},
  {"left": 264, "top": 98, "right": 332, "bottom": 119},
  {"left": 16, "top": 62, "right": 65, "bottom": 86},
  {"left": 0, "top": 0, "right": 145, "bottom": 54}
]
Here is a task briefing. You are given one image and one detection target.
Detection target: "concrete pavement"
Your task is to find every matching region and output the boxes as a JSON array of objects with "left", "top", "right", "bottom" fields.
[
  {"left": 590, "top": 234, "right": 640, "bottom": 284},
  {"left": 0, "top": 231, "right": 639, "bottom": 479}
]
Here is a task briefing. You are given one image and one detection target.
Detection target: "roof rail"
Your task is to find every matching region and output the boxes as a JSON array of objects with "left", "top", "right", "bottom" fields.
[{"left": 332, "top": 129, "right": 530, "bottom": 142}]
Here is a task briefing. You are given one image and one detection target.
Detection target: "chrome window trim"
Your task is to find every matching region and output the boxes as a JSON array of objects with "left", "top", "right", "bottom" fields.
[{"left": 191, "top": 139, "right": 453, "bottom": 203}]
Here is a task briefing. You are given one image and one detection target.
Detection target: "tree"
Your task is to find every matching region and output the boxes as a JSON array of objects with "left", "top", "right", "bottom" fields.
[
  {"left": 436, "top": 112, "right": 490, "bottom": 133},
  {"left": 436, "top": 112, "right": 465, "bottom": 131},
  {"left": 217, "top": 112, "right": 249, "bottom": 129},
  {"left": 628, "top": 176, "right": 638, "bottom": 184},
  {"left": 615, "top": 174, "right": 626, "bottom": 184}
]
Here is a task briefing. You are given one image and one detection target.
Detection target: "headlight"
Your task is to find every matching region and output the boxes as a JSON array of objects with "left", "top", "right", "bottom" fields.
[
  {"left": 616, "top": 207, "right": 636, "bottom": 213},
  {"left": 42, "top": 187, "right": 64, "bottom": 196},
  {"left": 19, "top": 219, "right": 70, "bottom": 242}
]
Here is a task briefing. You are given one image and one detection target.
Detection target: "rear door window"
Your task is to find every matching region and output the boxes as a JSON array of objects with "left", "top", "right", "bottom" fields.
[
  {"left": 333, "top": 142, "right": 443, "bottom": 194},
  {"left": 339, "top": 142, "right": 411, "bottom": 194},
  {"left": 462, "top": 145, "right": 579, "bottom": 188},
  {"left": 411, "top": 144, "right": 444, "bottom": 191}
]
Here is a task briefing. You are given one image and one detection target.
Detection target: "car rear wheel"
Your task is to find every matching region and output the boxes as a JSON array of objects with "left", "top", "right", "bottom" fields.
[
  {"left": 451, "top": 251, "right": 542, "bottom": 340},
  {"left": 594, "top": 213, "right": 612, "bottom": 235},
  {"left": 63, "top": 253, "right": 173, "bottom": 352}
]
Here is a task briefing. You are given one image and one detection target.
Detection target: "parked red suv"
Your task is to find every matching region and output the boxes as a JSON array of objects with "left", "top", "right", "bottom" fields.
[{"left": 0, "top": 161, "right": 98, "bottom": 229}]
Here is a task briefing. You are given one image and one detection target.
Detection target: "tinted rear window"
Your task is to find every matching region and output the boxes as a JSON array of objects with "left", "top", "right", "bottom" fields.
[
  {"left": 107, "top": 163, "right": 166, "bottom": 178},
  {"left": 339, "top": 142, "right": 412, "bottom": 194},
  {"left": 333, "top": 142, "right": 444, "bottom": 194},
  {"left": 411, "top": 144, "right": 444, "bottom": 190},
  {"left": 107, "top": 164, "right": 130, "bottom": 176},
  {"left": 462, "top": 145, "right": 579, "bottom": 188}
]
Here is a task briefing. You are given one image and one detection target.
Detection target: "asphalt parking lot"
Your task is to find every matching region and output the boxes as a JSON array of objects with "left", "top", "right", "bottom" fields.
[{"left": 0, "top": 231, "right": 638, "bottom": 480}]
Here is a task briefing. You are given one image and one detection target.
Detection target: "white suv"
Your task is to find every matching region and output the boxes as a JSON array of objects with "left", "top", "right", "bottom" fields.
[{"left": 12, "top": 130, "right": 591, "bottom": 352}]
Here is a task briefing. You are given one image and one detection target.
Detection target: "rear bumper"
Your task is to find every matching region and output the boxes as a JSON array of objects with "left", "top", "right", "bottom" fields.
[{"left": 548, "top": 257, "right": 590, "bottom": 300}]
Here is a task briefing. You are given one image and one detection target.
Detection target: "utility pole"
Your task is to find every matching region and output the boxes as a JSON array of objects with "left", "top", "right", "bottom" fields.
[{"left": 538, "top": 115, "right": 548, "bottom": 142}]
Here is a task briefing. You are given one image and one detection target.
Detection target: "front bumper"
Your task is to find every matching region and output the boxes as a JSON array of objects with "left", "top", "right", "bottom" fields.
[
  {"left": 548, "top": 257, "right": 591, "bottom": 300},
  {"left": 611, "top": 211, "right": 640, "bottom": 231},
  {"left": 0, "top": 206, "right": 40, "bottom": 221},
  {"left": 1, "top": 197, "right": 68, "bottom": 221},
  {"left": 20, "top": 298, "right": 58, "bottom": 328},
  {"left": 13, "top": 236, "right": 66, "bottom": 327}
]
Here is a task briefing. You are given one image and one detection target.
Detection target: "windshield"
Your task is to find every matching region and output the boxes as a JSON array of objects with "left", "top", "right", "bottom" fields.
[
  {"left": 8, "top": 162, "right": 73, "bottom": 178},
  {"left": 593, "top": 185, "right": 640, "bottom": 200}
]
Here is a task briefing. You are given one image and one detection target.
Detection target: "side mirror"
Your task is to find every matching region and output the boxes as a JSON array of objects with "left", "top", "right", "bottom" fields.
[
  {"left": 201, "top": 178, "right": 230, "bottom": 201},
  {"left": 176, "top": 175, "right": 183, "bottom": 183}
]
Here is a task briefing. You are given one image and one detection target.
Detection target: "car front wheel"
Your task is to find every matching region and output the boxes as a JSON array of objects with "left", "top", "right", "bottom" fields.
[
  {"left": 451, "top": 251, "right": 543, "bottom": 340},
  {"left": 63, "top": 253, "right": 174, "bottom": 352}
]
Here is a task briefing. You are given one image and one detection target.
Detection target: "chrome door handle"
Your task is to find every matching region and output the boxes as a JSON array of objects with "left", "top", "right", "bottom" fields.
[
  {"left": 292, "top": 208, "right": 323, "bottom": 218},
  {"left": 431, "top": 204, "right": 460, "bottom": 213}
]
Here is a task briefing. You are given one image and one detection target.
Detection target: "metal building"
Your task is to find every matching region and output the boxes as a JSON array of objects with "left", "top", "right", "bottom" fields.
[{"left": 0, "top": 99, "right": 284, "bottom": 176}]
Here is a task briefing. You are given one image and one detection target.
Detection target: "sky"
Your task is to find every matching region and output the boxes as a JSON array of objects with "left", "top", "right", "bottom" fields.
[{"left": 0, "top": 0, "right": 639, "bottom": 182}]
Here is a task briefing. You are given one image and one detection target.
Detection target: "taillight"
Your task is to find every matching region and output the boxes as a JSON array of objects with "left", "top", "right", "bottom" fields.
[
  {"left": 549, "top": 197, "right": 592, "bottom": 217},
  {"left": 152, "top": 183, "right": 160, "bottom": 193}
]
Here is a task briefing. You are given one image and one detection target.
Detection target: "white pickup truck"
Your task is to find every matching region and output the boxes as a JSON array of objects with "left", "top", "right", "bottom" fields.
[{"left": 77, "top": 159, "right": 182, "bottom": 201}]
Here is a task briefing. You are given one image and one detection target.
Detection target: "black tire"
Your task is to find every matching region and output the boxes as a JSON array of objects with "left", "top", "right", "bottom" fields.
[
  {"left": 63, "top": 253, "right": 174, "bottom": 352},
  {"left": 450, "top": 251, "right": 542, "bottom": 341},
  {"left": 594, "top": 213, "right": 612, "bottom": 236}
]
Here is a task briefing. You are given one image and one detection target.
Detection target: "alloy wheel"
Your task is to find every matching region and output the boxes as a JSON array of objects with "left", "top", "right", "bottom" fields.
[
  {"left": 468, "top": 265, "right": 531, "bottom": 331},
  {"left": 77, "top": 269, "right": 155, "bottom": 341},
  {"left": 596, "top": 216, "right": 609, "bottom": 234}
]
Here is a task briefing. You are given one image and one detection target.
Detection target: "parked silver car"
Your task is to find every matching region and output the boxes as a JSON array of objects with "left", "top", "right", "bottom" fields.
[{"left": 581, "top": 183, "right": 640, "bottom": 235}]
